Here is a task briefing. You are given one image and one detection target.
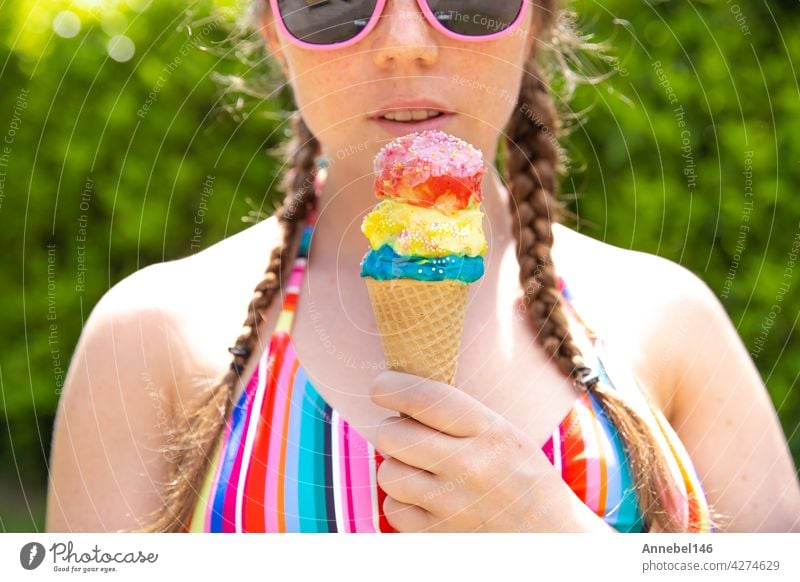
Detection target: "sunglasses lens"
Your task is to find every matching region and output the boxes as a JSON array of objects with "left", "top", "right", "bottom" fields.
[
  {"left": 277, "top": 0, "right": 379, "bottom": 46},
  {"left": 426, "top": 0, "right": 525, "bottom": 36}
]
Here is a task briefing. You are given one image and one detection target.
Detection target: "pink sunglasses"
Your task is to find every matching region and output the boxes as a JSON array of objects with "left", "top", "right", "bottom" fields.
[{"left": 269, "top": 0, "right": 530, "bottom": 50}]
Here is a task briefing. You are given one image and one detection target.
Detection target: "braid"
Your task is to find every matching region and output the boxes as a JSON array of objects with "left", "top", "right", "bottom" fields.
[
  {"left": 506, "top": 57, "right": 688, "bottom": 532},
  {"left": 506, "top": 60, "right": 580, "bottom": 371},
  {"left": 141, "top": 112, "right": 320, "bottom": 532}
]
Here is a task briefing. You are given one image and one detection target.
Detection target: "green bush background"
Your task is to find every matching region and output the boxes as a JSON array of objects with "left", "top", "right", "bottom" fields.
[{"left": 1, "top": 0, "right": 797, "bottom": 531}]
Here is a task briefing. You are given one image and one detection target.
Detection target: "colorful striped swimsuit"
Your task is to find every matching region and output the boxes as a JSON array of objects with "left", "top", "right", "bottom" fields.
[{"left": 188, "top": 172, "right": 715, "bottom": 533}]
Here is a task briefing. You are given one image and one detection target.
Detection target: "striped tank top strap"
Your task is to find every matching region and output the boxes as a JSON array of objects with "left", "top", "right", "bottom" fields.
[
  {"left": 187, "top": 165, "right": 324, "bottom": 533},
  {"left": 556, "top": 275, "right": 611, "bottom": 388},
  {"left": 558, "top": 275, "right": 715, "bottom": 531},
  {"left": 553, "top": 274, "right": 646, "bottom": 532},
  {"left": 557, "top": 274, "right": 598, "bottom": 341},
  {"left": 273, "top": 159, "right": 323, "bottom": 333},
  {"left": 274, "top": 207, "right": 317, "bottom": 334}
]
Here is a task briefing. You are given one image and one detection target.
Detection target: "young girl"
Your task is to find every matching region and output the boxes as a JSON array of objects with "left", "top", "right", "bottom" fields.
[{"left": 46, "top": 0, "right": 800, "bottom": 533}]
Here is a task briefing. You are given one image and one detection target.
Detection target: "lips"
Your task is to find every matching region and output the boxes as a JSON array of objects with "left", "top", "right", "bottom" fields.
[
  {"left": 369, "top": 99, "right": 456, "bottom": 136},
  {"left": 372, "top": 113, "right": 453, "bottom": 137},
  {"left": 370, "top": 98, "right": 455, "bottom": 119},
  {"left": 380, "top": 109, "right": 445, "bottom": 122}
]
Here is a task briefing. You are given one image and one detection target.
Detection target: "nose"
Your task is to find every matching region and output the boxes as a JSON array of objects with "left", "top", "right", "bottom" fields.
[{"left": 370, "top": 0, "right": 439, "bottom": 68}]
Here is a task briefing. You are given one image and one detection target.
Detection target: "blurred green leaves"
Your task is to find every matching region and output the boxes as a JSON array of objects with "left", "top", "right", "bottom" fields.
[
  {"left": 566, "top": 0, "right": 799, "bottom": 464},
  {"left": 1, "top": 0, "right": 290, "bottom": 530}
]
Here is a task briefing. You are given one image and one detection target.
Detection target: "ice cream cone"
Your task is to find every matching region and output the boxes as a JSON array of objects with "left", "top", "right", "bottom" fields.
[
  {"left": 360, "top": 130, "right": 487, "bottom": 387},
  {"left": 365, "top": 277, "right": 469, "bottom": 386}
]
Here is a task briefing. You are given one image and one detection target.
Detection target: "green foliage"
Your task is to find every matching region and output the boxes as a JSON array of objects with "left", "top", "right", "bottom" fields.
[
  {"left": 0, "top": 0, "right": 797, "bottom": 531},
  {"left": 0, "top": 0, "right": 289, "bottom": 531},
  {"left": 564, "top": 0, "right": 800, "bottom": 467}
]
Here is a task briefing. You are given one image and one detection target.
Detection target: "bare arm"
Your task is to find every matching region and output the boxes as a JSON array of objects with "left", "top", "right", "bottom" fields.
[
  {"left": 45, "top": 263, "right": 190, "bottom": 532},
  {"left": 665, "top": 266, "right": 800, "bottom": 532}
]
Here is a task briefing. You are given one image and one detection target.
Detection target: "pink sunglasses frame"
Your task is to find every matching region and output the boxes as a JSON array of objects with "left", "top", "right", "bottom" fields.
[{"left": 268, "top": 0, "right": 530, "bottom": 51}]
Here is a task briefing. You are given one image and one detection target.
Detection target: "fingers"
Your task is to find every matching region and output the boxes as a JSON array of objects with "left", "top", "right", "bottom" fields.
[
  {"left": 371, "top": 370, "right": 495, "bottom": 437},
  {"left": 377, "top": 455, "right": 442, "bottom": 509},
  {"left": 375, "top": 415, "right": 464, "bottom": 475},
  {"left": 382, "top": 496, "right": 441, "bottom": 533}
]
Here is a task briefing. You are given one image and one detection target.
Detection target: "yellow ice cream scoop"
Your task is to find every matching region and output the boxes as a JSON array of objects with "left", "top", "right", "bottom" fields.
[{"left": 361, "top": 198, "right": 487, "bottom": 258}]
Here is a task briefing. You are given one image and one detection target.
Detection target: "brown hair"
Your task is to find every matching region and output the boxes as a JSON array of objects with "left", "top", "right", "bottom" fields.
[{"left": 142, "top": 0, "right": 717, "bottom": 533}]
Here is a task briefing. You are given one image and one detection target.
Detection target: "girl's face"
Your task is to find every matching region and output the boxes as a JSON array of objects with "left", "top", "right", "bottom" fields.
[{"left": 261, "top": 0, "right": 537, "bottom": 173}]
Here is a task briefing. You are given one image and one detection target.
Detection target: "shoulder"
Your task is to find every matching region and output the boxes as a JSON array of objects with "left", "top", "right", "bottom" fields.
[
  {"left": 559, "top": 232, "right": 800, "bottom": 533},
  {"left": 48, "top": 215, "right": 286, "bottom": 530},
  {"left": 551, "top": 223, "right": 717, "bottom": 418},
  {"left": 86, "top": 214, "right": 285, "bottom": 398}
]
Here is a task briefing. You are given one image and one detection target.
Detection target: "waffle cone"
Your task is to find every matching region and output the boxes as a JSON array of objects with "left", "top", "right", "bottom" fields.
[{"left": 365, "top": 277, "right": 470, "bottom": 385}]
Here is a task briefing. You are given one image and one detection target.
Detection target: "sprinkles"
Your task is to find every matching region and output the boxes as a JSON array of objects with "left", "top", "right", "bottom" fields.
[
  {"left": 361, "top": 198, "right": 486, "bottom": 258},
  {"left": 373, "top": 130, "right": 486, "bottom": 208},
  {"left": 361, "top": 130, "right": 488, "bottom": 282}
]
